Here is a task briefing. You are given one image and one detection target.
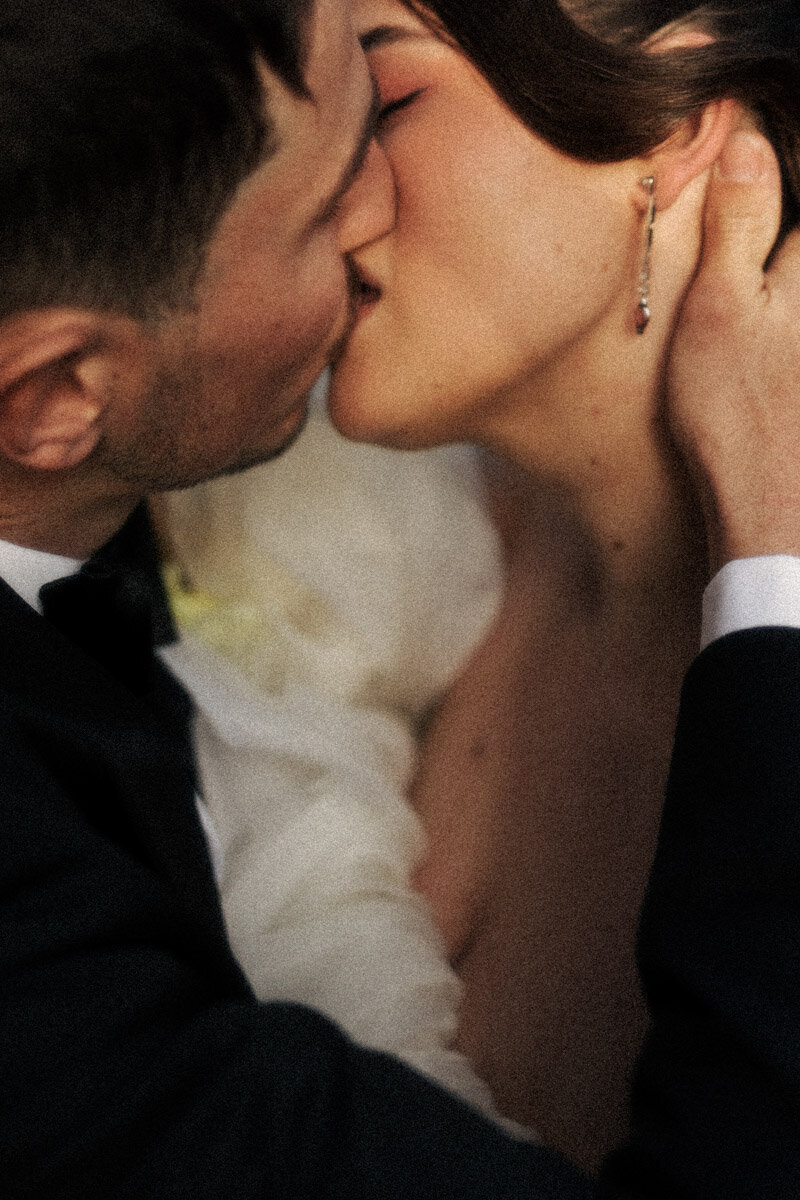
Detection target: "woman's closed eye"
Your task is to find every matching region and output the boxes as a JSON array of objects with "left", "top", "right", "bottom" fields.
[{"left": 378, "top": 88, "right": 426, "bottom": 125}]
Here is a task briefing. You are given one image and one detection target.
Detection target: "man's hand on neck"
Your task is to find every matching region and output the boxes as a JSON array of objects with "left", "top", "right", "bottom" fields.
[{"left": 668, "top": 128, "right": 800, "bottom": 575}]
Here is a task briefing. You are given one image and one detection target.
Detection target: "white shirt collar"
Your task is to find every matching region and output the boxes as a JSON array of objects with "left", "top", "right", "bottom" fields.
[{"left": 0, "top": 537, "right": 84, "bottom": 613}]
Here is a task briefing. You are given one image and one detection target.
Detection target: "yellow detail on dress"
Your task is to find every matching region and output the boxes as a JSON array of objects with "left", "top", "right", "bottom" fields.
[{"left": 163, "top": 561, "right": 292, "bottom": 693}]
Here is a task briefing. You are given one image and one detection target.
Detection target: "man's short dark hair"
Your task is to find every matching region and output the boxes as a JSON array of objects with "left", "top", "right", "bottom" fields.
[{"left": 0, "top": 0, "right": 313, "bottom": 322}]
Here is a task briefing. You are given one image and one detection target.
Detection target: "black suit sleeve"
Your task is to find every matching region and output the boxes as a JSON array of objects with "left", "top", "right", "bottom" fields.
[
  {"left": 3, "top": 629, "right": 800, "bottom": 1198},
  {"left": 0, "top": 703, "right": 586, "bottom": 1200},
  {"left": 602, "top": 627, "right": 800, "bottom": 1198}
]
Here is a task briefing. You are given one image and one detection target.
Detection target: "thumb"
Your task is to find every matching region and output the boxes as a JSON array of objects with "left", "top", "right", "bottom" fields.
[{"left": 698, "top": 130, "right": 783, "bottom": 297}]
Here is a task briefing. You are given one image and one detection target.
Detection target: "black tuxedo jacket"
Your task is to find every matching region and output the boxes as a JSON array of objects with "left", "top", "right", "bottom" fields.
[{"left": 2, "top": 573, "right": 800, "bottom": 1198}]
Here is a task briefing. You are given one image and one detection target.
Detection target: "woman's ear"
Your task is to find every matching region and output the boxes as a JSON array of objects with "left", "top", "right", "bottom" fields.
[
  {"left": 647, "top": 96, "right": 740, "bottom": 213},
  {"left": 640, "top": 26, "right": 741, "bottom": 213},
  {"left": 0, "top": 309, "right": 142, "bottom": 471}
]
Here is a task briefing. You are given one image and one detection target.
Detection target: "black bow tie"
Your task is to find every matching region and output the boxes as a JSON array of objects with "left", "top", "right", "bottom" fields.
[
  {"left": 39, "top": 504, "right": 178, "bottom": 696},
  {"left": 39, "top": 506, "right": 201, "bottom": 872}
]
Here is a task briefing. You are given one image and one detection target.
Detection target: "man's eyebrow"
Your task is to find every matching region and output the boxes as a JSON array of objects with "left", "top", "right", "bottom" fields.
[{"left": 312, "top": 78, "right": 381, "bottom": 228}]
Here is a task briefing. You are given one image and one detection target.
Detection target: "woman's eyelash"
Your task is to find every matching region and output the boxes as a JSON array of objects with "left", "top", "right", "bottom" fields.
[{"left": 378, "top": 89, "right": 425, "bottom": 122}]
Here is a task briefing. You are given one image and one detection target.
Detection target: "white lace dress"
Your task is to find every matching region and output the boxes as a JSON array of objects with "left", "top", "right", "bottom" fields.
[{"left": 161, "top": 386, "right": 528, "bottom": 1133}]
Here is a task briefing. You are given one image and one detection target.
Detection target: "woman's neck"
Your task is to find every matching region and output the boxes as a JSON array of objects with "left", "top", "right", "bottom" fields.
[
  {"left": 479, "top": 179, "right": 711, "bottom": 616},
  {"left": 485, "top": 433, "right": 708, "bottom": 630}
]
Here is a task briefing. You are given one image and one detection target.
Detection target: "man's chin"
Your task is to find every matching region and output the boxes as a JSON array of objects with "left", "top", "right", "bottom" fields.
[
  {"left": 328, "top": 288, "right": 360, "bottom": 369},
  {"left": 170, "top": 402, "right": 311, "bottom": 493},
  {"left": 231, "top": 402, "right": 311, "bottom": 473}
]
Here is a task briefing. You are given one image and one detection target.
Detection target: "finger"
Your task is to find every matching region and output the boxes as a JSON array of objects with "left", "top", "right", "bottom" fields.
[
  {"left": 765, "top": 222, "right": 800, "bottom": 300},
  {"left": 698, "top": 130, "right": 783, "bottom": 295}
]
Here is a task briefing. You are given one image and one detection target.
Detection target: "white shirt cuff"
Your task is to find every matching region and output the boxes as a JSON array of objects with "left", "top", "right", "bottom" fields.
[{"left": 701, "top": 555, "right": 800, "bottom": 649}]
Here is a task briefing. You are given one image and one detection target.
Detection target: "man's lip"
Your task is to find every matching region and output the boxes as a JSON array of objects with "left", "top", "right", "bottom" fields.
[{"left": 354, "top": 264, "right": 382, "bottom": 306}]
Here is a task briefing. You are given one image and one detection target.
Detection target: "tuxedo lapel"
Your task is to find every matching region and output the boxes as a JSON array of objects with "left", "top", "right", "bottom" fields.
[{"left": 0, "top": 578, "right": 245, "bottom": 988}]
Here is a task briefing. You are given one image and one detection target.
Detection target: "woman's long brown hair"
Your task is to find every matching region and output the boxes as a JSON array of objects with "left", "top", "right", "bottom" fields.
[{"left": 407, "top": 0, "right": 800, "bottom": 233}]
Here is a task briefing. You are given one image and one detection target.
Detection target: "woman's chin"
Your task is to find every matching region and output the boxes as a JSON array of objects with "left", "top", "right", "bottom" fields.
[
  {"left": 329, "top": 315, "right": 463, "bottom": 451},
  {"left": 328, "top": 357, "right": 418, "bottom": 448}
]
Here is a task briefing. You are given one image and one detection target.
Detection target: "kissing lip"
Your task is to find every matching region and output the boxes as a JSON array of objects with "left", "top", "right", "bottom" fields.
[{"left": 353, "top": 263, "right": 383, "bottom": 312}]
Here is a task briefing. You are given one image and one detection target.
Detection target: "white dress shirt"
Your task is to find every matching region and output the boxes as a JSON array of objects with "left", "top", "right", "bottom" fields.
[
  {"left": 0, "top": 538, "right": 83, "bottom": 610},
  {"left": 700, "top": 555, "right": 800, "bottom": 648},
  {"left": 3, "top": 537, "right": 798, "bottom": 657}
]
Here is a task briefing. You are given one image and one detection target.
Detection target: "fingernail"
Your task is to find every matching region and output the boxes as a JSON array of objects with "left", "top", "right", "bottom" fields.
[{"left": 715, "top": 131, "right": 770, "bottom": 183}]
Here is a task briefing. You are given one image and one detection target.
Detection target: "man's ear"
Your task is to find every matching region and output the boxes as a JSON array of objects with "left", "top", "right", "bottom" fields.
[
  {"left": 0, "top": 309, "right": 141, "bottom": 471},
  {"left": 646, "top": 97, "right": 740, "bottom": 213}
]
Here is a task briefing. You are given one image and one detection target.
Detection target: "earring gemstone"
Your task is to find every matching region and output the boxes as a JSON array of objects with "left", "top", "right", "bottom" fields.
[{"left": 635, "top": 298, "right": 651, "bottom": 334}]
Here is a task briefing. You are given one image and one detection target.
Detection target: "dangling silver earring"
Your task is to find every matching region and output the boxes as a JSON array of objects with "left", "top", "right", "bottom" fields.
[{"left": 635, "top": 175, "right": 656, "bottom": 334}]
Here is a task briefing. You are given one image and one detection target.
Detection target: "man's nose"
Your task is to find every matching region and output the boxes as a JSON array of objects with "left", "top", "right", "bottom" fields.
[{"left": 336, "top": 139, "right": 396, "bottom": 254}]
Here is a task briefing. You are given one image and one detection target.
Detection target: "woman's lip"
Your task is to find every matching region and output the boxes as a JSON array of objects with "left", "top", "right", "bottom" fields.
[
  {"left": 358, "top": 282, "right": 381, "bottom": 305},
  {"left": 355, "top": 289, "right": 380, "bottom": 325},
  {"left": 353, "top": 262, "right": 382, "bottom": 300},
  {"left": 354, "top": 271, "right": 382, "bottom": 322}
]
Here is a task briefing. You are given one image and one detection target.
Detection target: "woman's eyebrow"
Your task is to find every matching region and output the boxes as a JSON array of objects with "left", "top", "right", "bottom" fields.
[{"left": 360, "top": 25, "right": 427, "bottom": 52}]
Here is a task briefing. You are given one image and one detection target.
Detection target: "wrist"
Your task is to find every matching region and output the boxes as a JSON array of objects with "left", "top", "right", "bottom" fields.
[{"left": 696, "top": 468, "right": 800, "bottom": 575}]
